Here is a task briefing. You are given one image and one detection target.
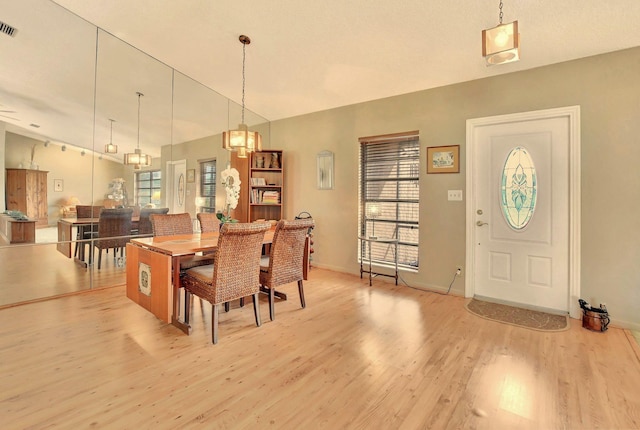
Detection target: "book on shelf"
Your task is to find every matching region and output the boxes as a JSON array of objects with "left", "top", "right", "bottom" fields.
[
  {"left": 251, "top": 189, "right": 280, "bottom": 204},
  {"left": 250, "top": 177, "right": 266, "bottom": 186}
]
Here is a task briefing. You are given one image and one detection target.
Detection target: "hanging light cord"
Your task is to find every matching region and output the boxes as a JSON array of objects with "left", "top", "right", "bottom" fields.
[
  {"left": 109, "top": 119, "right": 114, "bottom": 145},
  {"left": 137, "top": 92, "right": 143, "bottom": 150},
  {"left": 241, "top": 40, "right": 246, "bottom": 125},
  {"left": 498, "top": 0, "right": 504, "bottom": 24}
]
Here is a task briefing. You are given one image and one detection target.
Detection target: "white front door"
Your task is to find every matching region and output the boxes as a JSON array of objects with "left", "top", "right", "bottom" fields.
[{"left": 466, "top": 107, "right": 581, "bottom": 314}]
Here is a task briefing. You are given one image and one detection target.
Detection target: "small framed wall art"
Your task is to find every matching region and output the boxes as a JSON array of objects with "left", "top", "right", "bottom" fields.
[
  {"left": 426, "top": 145, "right": 460, "bottom": 174},
  {"left": 186, "top": 169, "right": 196, "bottom": 183}
]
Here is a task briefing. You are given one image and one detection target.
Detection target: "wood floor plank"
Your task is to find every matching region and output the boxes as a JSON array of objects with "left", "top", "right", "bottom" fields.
[{"left": 1, "top": 268, "right": 639, "bottom": 429}]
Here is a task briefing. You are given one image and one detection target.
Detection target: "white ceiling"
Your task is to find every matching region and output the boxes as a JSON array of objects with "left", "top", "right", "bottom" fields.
[
  {"left": 51, "top": 0, "right": 640, "bottom": 121},
  {"left": 1, "top": 0, "right": 640, "bottom": 159}
]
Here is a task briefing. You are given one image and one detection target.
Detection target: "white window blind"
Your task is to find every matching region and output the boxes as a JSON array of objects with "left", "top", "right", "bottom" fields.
[{"left": 359, "top": 132, "right": 420, "bottom": 269}]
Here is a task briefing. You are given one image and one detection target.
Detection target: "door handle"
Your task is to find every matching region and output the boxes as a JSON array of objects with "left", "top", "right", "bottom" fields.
[{"left": 476, "top": 221, "right": 489, "bottom": 227}]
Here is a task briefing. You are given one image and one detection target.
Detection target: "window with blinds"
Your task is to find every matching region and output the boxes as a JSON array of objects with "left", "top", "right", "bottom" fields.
[
  {"left": 199, "top": 159, "right": 216, "bottom": 213},
  {"left": 359, "top": 132, "right": 420, "bottom": 270},
  {"left": 135, "top": 170, "right": 161, "bottom": 207}
]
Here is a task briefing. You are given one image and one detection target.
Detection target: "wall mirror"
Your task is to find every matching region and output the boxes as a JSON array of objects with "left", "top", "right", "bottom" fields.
[
  {"left": 317, "top": 150, "right": 334, "bottom": 190},
  {"left": 0, "top": 0, "right": 269, "bottom": 306}
]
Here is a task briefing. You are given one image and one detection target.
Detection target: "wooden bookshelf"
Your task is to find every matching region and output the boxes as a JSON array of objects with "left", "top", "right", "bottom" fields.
[{"left": 231, "top": 150, "right": 283, "bottom": 222}]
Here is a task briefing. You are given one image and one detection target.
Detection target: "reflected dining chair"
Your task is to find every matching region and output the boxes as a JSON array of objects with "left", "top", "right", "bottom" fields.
[
  {"left": 74, "top": 205, "right": 103, "bottom": 260},
  {"left": 197, "top": 212, "right": 220, "bottom": 233},
  {"left": 137, "top": 207, "right": 169, "bottom": 236},
  {"left": 149, "top": 213, "right": 213, "bottom": 270},
  {"left": 259, "top": 218, "right": 315, "bottom": 321},
  {"left": 181, "top": 222, "right": 270, "bottom": 344},
  {"left": 91, "top": 208, "right": 133, "bottom": 269}
]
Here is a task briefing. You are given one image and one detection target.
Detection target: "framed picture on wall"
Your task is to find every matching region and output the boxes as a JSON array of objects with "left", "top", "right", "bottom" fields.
[
  {"left": 186, "top": 169, "right": 196, "bottom": 183},
  {"left": 427, "top": 145, "right": 460, "bottom": 174}
]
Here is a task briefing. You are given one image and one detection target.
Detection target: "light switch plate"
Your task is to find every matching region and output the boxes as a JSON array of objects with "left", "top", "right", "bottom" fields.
[{"left": 448, "top": 190, "right": 463, "bottom": 201}]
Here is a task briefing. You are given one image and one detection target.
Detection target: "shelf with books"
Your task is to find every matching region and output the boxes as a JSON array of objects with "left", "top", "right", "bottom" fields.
[{"left": 232, "top": 150, "right": 284, "bottom": 222}]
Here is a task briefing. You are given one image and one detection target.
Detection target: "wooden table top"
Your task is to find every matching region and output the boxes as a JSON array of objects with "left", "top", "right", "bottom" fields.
[
  {"left": 59, "top": 217, "right": 140, "bottom": 225},
  {"left": 130, "top": 229, "right": 275, "bottom": 257}
]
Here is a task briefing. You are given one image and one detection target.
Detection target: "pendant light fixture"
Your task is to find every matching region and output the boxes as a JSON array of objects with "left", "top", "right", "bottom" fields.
[
  {"left": 222, "top": 34, "right": 262, "bottom": 157},
  {"left": 105, "top": 118, "right": 118, "bottom": 154},
  {"left": 482, "top": 0, "right": 520, "bottom": 66},
  {"left": 124, "top": 92, "right": 152, "bottom": 169}
]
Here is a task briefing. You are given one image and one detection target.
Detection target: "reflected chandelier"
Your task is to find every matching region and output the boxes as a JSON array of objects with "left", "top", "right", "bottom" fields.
[
  {"left": 222, "top": 35, "right": 262, "bottom": 157},
  {"left": 124, "top": 92, "right": 152, "bottom": 169},
  {"left": 105, "top": 118, "right": 118, "bottom": 154},
  {"left": 482, "top": 0, "right": 520, "bottom": 66}
]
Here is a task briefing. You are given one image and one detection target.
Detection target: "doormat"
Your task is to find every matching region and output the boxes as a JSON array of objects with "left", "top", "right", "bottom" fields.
[{"left": 465, "top": 298, "right": 569, "bottom": 332}]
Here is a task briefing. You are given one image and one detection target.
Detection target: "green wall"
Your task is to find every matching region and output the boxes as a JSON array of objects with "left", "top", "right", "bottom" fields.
[{"left": 271, "top": 47, "right": 640, "bottom": 329}]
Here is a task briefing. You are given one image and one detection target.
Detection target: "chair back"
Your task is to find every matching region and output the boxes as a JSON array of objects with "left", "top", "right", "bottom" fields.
[
  {"left": 76, "top": 205, "right": 103, "bottom": 219},
  {"left": 211, "top": 222, "right": 270, "bottom": 304},
  {"left": 95, "top": 208, "right": 133, "bottom": 249},
  {"left": 265, "top": 218, "right": 315, "bottom": 287},
  {"left": 197, "top": 212, "right": 220, "bottom": 233},
  {"left": 150, "top": 213, "right": 193, "bottom": 236},
  {"left": 138, "top": 207, "right": 169, "bottom": 235}
]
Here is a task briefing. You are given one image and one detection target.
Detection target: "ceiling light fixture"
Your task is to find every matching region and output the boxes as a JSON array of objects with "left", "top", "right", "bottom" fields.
[
  {"left": 105, "top": 118, "right": 118, "bottom": 154},
  {"left": 482, "top": 0, "right": 520, "bottom": 66},
  {"left": 124, "top": 92, "right": 152, "bottom": 169},
  {"left": 222, "top": 34, "right": 262, "bottom": 158}
]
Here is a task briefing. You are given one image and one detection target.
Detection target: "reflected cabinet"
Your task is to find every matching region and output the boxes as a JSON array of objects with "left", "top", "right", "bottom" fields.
[
  {"left": 232, "top": 150, "right": 284, "bottom": 222},
  {"left": 6, "top": 168, "right": 48, "bottom": 227}
]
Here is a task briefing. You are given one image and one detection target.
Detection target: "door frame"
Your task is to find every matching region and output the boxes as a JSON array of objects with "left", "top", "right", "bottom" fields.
[
  {"left": 464, "top": 106, "right": 581, "bottom": 319},
  {"left": 165, "top": 159, "right": 187, "bottom": 214}
]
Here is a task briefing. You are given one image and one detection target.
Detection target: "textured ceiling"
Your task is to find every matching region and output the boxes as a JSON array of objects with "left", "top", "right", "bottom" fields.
[{"left": 51, "top": 0, "right": 640, "bottom": 121}]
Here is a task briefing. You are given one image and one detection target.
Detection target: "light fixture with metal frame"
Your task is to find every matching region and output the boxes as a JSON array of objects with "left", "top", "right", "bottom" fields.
[
  {"left": 482, "top": 0, "right": 520, "bottom": 66},
  {"left": 222, "top": 35, "right": 262, "bottom": 157},
  {"left": 105, "top": 118, "right": 118, "bottom": 154},
  {"left": 124, "top": 92, "right": 151, "bottom": 169}
]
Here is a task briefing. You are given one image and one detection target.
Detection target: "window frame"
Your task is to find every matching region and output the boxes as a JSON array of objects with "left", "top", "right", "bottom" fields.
[
  {"left": 358, "top": 131, "right": 420, "bottom": 271},
  {"left": 134, "top": 169, "right": 162, "bottom": 207},
  {"left": 198, "top": 158, "right": 217, "bottom": 213}
]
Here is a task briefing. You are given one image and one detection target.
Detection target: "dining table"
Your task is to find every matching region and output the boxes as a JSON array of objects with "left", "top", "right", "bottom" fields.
[
  {"left": 57, "top": 217, "right": 140, "bottom": 267},
  {"left": 126, "top": 228, "right": 310, "bottom": 335}
]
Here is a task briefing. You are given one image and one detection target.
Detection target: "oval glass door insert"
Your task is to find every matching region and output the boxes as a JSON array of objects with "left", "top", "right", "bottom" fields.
[{"left": 500, "top": 146, "right": 537, "bottom": 230}]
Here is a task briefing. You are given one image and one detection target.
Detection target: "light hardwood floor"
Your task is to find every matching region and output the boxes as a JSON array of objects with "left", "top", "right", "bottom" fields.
[{"left": 1, "top": 268, "right": 639, "bottom": 429}]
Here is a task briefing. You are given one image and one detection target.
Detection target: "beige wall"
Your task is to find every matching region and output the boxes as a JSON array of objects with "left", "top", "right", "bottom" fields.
[
  {"left": 5, "top": 132, "right": 125, "bottom": 223},
  {"left": 271, "top": 47, "right": 640, "bottom": 329}
]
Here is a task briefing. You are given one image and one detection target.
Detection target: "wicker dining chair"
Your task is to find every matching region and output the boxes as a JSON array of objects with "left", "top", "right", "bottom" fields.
[
  {"left": 259, "top": 218, "right": 315, "bottom": 321},
  {"left": 181, "top": 222, "right": 271, "bottom": 344},
  {"left": 91, "top": 208, "right": 133, "bottom": 269},
  {"left": 197, "top": 212, "right": 220, "bottom": 233},
  {"left": 137, "top": 207, "right": 169, "bottom": 236},
  {"left": 149, "top": 213, "right": 213, "bottom": 270}
]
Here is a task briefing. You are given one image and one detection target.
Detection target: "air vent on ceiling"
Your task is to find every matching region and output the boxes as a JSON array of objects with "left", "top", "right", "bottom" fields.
[{"left": 0, "top": 21, "right": 17, "bottom": 37}]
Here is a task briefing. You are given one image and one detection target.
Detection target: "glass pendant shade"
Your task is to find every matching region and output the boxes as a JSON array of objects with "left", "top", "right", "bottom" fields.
[
  {"left": 124, "top": 148, "right": 151, "bottom": 166},
  {"left": 482, "top": 21, "right": 519, "bottom": 65},
  {"left": 222, "top": 123, "right": 262, "bottom": 155}
]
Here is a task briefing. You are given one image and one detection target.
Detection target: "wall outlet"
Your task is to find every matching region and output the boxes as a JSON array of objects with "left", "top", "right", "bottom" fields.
[{"left": 456, "top": 266, "right": 463, "bottom": 276}]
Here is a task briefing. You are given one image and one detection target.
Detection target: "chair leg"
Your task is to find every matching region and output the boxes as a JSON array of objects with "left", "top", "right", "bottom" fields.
[
  {"left": 298, "top": 280, "right": 306, "bottom": 308},
  {"left": 239, "top": 297, "right": 245, "bottom": 307},
  {"left": 253, "top": 293, "right": 261, "bottom": 327},
  {"left": 98, "top": 248, "right": 103, "bottom": 270},
  {"left": 184, "top": 290, "right": 191, "bottom": 325},
  {"left": 269, "top": 287, "right": 275, "bottom": 321},
  {"left": 224, "top": 302, "right": 230, "bottom": 312},
  {"left": 212, "top": 303, "right": 219, "bottom": 344}
]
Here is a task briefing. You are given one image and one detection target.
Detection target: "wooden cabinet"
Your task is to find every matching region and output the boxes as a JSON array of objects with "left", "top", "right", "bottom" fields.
[
  {"left": 231, "top": 150, "right": 283, "bottom": 223},
  {"left": 5, "top": 169, "right": 49, "bottom": 227}
]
